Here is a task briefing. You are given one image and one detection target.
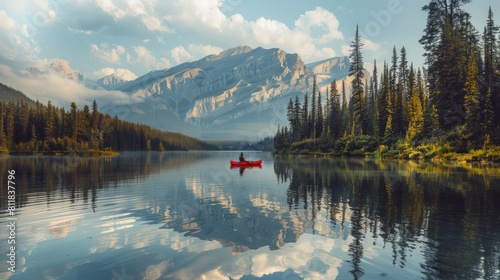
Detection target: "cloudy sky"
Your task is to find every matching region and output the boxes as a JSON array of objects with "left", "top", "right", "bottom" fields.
[{"left": 0, "top": 0, "right": 498, "bottom": 80}]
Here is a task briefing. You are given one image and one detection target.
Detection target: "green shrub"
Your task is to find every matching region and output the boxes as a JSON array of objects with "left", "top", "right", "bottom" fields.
[{"left": 438, "top": 143, "right": 451, "bottom": 155}]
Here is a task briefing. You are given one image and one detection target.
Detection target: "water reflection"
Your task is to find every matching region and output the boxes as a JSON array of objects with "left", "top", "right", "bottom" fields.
[
  {"left": 0, "top": 152, "right": 207, "bottom": 210},
  {"left": 0, "top": 153, "right": 499, "bottom": 280},
  {"left": 274, "top": 158, "right": 500, "bottom": 280},
  {"left": 230, "top": 165, "right": 263, "bottom": 176}
]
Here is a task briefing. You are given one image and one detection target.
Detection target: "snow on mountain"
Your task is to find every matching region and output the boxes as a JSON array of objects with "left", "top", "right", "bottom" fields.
[{"left": 97, "top": 69, "right": 137, "bottom": 86}]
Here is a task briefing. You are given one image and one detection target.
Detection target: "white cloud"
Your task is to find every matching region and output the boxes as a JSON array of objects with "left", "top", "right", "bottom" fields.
[
  {"left": 295, "top": 7, "right": 344, "bottom": 43},
  {"left": 162, "top": 0, "right": 344, "bottom": 62},
  {"left": 0, "top": 9, "right": 40, "bottom": 62},
  {"left": 316, "top": 47, "right": 336, "bottom": 59},
  {"left": 142, "top": 16, "right": 169, "bottom": 32},
  {"left": 361, "top": 38, "right": 381, "bottom": 51},
  {"left": 132, "top": 45, "right": 155, "bottom": 67},
  {"left": 131, "top": 45, "right": 171, "bottom": 70},
  {"left": 171, "top": 46, "right": 193, "bottom": 64},
  {"left": 0, "top": 10, "right": 15, "bottom": 29},
  {"left": 90, "top": 43, "right": 126, "bottom": 64},
  {"left": 187, "top": 44, "right": 224, "bottom": 58},
  {"left": 251, "top": 17, "right": 294, "bottom": 45},
  {"left": 94, "top": 0, "right": 171, "bottom": 33},
  {"left": 95, "top": 0, "right": 131, "bottom": 20},
  {"left": 0, "top": 64, "right": 133, "bottom": 108},
  {"left": 164, "top": 0, "right": 227, "bottom": 31},
  {"left": 170, "top": 44, "right": 224, "bottom": 64},
  {"left": 208, "top": 234, "right": 341, "bottom": 280}
]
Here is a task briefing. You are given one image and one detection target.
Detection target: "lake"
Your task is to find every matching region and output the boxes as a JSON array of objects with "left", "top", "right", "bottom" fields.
[{"left": 0, "top": 152, "right": 499, "bottom": 280}]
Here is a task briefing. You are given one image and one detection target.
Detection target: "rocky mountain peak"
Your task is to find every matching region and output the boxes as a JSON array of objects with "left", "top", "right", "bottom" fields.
[
  {"left": 50, "top": 60, "right": 86, "bottom": 82},
  {"left": 206, "top": 45, "right": 253, "bottom": 61}
]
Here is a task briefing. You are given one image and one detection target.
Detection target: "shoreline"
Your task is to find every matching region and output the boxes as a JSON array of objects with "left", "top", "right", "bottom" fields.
[
  {"left": 1, "top": 150, "right": 120, "bottom": 157},
  {"left": 273, "top": 148, "right": 500, "bottom": 166}
]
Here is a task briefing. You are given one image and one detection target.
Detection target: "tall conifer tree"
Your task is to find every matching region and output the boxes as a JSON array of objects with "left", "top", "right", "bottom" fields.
[{"left": 349, "top": 24, "right": 365, "bottom": 135}]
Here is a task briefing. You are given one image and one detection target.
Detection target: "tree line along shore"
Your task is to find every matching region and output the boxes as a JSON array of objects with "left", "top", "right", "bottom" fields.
[
  {"left": 274, "top": 4, "right": 500, "bottom": 164},
  {"left": 0, "top": 84, "right": 214, "bottom": 155}
]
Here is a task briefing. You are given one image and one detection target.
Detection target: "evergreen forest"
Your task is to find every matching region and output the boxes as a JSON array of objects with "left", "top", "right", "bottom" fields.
[
  {"left": 0, "top": 83, "right": 214, "bottom": 154},
  {"left": 274, "top": 3, "right": 500, "bottom": 162}
]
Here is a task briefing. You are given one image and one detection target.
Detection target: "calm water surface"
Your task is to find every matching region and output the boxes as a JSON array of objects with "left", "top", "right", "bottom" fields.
[{"left": 0, "top": 152, "right": 499, "bottom": 280}]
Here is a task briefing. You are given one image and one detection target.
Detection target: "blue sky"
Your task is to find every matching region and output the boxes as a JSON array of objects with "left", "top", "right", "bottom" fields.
[{"left": 0, "top": 0, "right": 498, "bottom": 80}]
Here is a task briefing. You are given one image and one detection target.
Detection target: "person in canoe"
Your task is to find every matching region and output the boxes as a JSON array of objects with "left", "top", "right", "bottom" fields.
[{"left": 239, "top": 152, "right": 246, "bottom": 162}]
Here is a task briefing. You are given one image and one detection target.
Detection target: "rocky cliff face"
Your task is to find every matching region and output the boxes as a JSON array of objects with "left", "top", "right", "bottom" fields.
[
  {"left": 23, "top": 46, "right": 354, "bottom": 140},
  {"left": 306, "top": 56, "right": 350, "bottom": 80},
  {"left": 306, "top": 56, "right": 351, "bottom": 92},
  {"left": 50, "top": 60, "right": 86, "bottom": 82},
  {"left": 118, "top": 46, "right": 315, "bottom": 135},
  {"left": 25, "top": 47, "right": 354, "bottom": 139}
]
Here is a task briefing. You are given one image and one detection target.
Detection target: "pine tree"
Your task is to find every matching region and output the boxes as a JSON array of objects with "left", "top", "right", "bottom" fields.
[
  {"left": 381, "top": 62, "right": 394, "bottom": 143},
  {"left": 6, "top": 105, "right": 14, "bottom": 149},
  {"left": 31, "top": 124, "right": 37, "bottom": 152},
  {"left": 329, "top": 80, "right": 341, "bottom": 139},
  {"left": 44, "top": 101, "right": 54, "bottom": 141},
  {"left": 18, "top": 102, "right": 29, "bottom": 143},
  {"left": 483, "top": 6, "right": 500, "bottom": 139},
  {"left": 316, "top": 90, "right": 323, "bottom": 138},
  {"left": 390, "top": 46, "right": 398, "bottom": 96},
  {"left": 372, "top": 61, "right": 380, "bottom": 140},
  {"left": 408, "top": 64, "right": 416, "bottom": 102},
  {"left": 365, "top": 78, "right": 374, "bottom": 135},
  {"left": 399, "top": 47, "right": 409, "bottom": 99},
  {"left": 341, "top": 80, "right": 349, "bottom": 135},
  {"left": 311, "top": 76, "right": 317, "bottom": 139},
  {"left": 294, "top": 96, "right": 301, "bottom": 141},
  {"left": 70, "top": 102, "right": 79, "bottom": 141},
  {"left": 420, "top": 0, "right": 471, "bottom": 131},
  {"left": 407, "top": 87, "right": 424, "bottom": 143},
  {"left": 90, "top": 100, "right": 100, "bottom": 149},
  {"left": 418, "top": 68, "right": 432, "bottom": 139},
  {"left": 282, "top": 126, "right": 290, "bottom": 149},
  {"left": 323, "top": 87, "right": 330, "bottom": 138},
  {"left": 302, "top": 92, "right": 309, "bottom": 139},
  {"left": 481, "top": 87, "right": 495, "bottom": 143},
  {"left": 287, "top": 98, "right": 295, "bottom": 141},
  {"left": 349, "top": 24, "right": 366, "bottom": 135},
  {"left": 464, "top": 50, "right": 481, "bottom": 144}
]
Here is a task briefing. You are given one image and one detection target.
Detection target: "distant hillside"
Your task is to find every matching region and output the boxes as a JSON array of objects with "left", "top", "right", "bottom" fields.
[
  {"left": 0, "top": 83, "right": 216, "bottom": 153},
  {"left": 0, "top": 83, "right": 36, "bottom": 106}
]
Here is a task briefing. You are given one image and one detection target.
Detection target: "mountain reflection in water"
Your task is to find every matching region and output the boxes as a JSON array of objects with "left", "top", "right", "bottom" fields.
[
  {"left": 0, "top": 152, "right": 498, "bottom": 280},
  {"left": 273, "top": 157, "right": 500, "bottom": 280}
]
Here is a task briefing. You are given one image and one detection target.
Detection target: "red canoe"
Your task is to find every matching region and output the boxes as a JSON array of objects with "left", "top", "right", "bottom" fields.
[{"left": 230, "top": 160, "right": 262, "bottom": 166}]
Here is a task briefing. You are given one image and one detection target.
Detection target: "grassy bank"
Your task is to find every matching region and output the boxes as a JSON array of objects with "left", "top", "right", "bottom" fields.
[{"left": 274, "top": 135, "right": 500, "bottom": 164}]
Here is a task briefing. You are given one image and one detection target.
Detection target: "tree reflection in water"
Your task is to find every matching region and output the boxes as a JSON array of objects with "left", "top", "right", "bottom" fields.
[
  {"left": 3, "top": 153, "right": 498, "bottom": 279},
  {"left": 0, "top": 152, "right": 206, "bottom": 210},
  {"left": 273, "top": 158, "right": 500, "bottom": 280}
]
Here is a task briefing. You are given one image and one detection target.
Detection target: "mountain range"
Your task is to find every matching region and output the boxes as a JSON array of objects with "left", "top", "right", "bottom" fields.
[{"left": 27, "top": 46, "right": 355, "bottom": 140}]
